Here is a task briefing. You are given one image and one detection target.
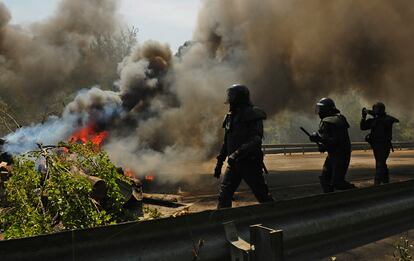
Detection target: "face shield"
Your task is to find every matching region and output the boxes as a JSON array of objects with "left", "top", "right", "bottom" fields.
[
  {"left": 372, "top": 103, "right": 385, "bottom": 116},
  {"left": 315, "top": 102, "right": 324, "bottom": 115},
  {"left": 225, "top": 89, "right": 236, "bottom": 104},
  {"left": 372, "top": 106, "right": 379, "bottom": 116}
]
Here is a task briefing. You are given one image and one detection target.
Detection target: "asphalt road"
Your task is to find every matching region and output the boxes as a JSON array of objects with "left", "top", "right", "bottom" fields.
[
  {"left": 145, "top": 150, "right": 414, "bottom": 192},
  {"left": 146, "top": 149, "right": 414, "bottom": 213}
]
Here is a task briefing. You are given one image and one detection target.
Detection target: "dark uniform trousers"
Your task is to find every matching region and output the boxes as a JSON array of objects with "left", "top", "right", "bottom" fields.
[
  {"left": 320, "top": 151, "right": 351, "bottom": 192},
  {"left": 371, "top": 143, "right": 391, "bottom": 184},
  {"left": 218, "top": 160, "right": 273, "bottom": 209}
]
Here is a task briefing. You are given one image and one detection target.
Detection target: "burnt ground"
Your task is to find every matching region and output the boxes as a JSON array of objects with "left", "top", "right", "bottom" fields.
[{"left": 143, "top": 149, "right": 414, "bottom": 260}]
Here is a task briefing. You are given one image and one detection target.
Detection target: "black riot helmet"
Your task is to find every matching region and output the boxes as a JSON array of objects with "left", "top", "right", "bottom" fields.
[
  {"left": 372, "top": 102, "right": 386, "bottom": 116},
  {"left": 225, "top": 84, "right": 251, "bottom": 109},
  {"left": 315, "top": 97, "right": 338, "bottom": 119}
]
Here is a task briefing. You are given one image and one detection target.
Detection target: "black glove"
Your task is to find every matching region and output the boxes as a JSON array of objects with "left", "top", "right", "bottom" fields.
[
  {"left": 214, "top": 161, "right": 223, "bottom": 179},
  {"left": 362, "top": 108, "right": 368, "bottom": 119},
  {"left": 227, "top": 150, "right": 240, "bottom": 167},
  {"left": 309, "top": 132, "right": 321, "bottom": 143},
  {"left": 317, "top": 144, "right": 327, "bottom": 153}
]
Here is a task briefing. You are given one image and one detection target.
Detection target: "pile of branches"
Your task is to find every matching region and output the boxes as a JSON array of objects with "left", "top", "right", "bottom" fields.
[{"left": 0, "top": 142, "right": 142, "bottom": 240}]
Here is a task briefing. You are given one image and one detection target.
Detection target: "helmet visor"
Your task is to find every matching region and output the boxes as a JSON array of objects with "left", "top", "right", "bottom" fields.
[
  {"left": 372, "top": 103, "right": 385, "bottom": 115},
  {"left": 225, "top": 89, "right": 236, "bottom": 104},
  {"left": 315, "top": 103, "right": 324, "bottom": 114}
]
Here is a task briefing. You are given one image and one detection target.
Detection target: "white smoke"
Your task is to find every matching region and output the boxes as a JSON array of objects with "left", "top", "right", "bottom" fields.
[{"left": 5, "top": 87, "right": 122, "bottom": 154}]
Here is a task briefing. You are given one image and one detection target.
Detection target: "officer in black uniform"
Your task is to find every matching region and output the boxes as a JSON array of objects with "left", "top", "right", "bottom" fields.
[
  {"left": 360, "top": 102, "right": 399, "bottom": 185},
  {"left": 214, "top": 84, "right": 274, "bottom": 209},
  {"left": 309, "top": 98, "right": 356, "bottom": 193}
]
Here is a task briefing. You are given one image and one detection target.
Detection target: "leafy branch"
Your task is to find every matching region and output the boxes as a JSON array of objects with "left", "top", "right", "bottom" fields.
[{"left": 0, "top": 142, "right": 135, "bottom": 239}]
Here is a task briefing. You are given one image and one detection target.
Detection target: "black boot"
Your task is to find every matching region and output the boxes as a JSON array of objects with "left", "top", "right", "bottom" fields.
[
  {"left": 335, "top": 181, "right": 357, "bottom": 190},
  {"left": 374, "top": 170, "right": 382, "bottom": 185},
  {"left": 319, "top": 176, "right": 334, "bottom": 193},
  {"left": 383, "top": 168, "right": 390, "bottom": 184}
]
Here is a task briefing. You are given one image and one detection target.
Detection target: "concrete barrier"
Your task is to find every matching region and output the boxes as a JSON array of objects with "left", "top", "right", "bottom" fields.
[{"left": 1, "top": 180, "right": 414, "bottom": 261}]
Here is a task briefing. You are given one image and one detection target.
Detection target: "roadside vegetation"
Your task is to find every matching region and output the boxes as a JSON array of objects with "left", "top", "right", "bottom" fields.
[
  {"left": 0, "top": 142, "right": 137, "bottom": 239},
  {"left": 394, "top": 235, "right": 413, "bottom": 261}
]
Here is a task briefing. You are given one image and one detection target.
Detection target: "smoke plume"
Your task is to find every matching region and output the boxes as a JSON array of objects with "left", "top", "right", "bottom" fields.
[
  {"left": 195, "top": 0, "right": 414, "bottom": 114},
  {"left": 4, "top": 0, "right": 414, "bottom": 181},
  {"left": 0, "top": 0, "right": 120, "bottom": 121},
  {"left": 106, "top": 0, "right": 414, "bottom": 179}
]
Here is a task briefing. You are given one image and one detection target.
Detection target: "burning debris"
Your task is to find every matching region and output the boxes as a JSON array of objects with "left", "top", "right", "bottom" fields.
[
  {"left": 0, "top": 126, "right": 184, "bottom": 239},
  {"left": 69, "top": 123, "right": 109, "bottom": 147}
]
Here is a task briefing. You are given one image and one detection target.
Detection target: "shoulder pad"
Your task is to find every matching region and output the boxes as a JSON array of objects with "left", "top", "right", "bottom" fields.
[
  {"left": 242, "top": 106, "right": 267, "bottom": 122},
  {"left": 322, "top": 116, "right": 340, "bottom": 125},
  {"left": 322, "top": 115, "right": 349, "bottom": 128},
  {"left": 386, "top": 115, "right": 399, "bottom": 124}
]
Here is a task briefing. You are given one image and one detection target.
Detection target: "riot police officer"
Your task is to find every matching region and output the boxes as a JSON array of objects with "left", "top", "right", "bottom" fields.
[
  {"left": 214, "top": 84, "right": 274, "bottom": 209},
  {"left": 309, "top": 98, "right": 356, "bottom": 193},
  {"left": 360, "top": 102, "right": 399, "bottom": 185}
]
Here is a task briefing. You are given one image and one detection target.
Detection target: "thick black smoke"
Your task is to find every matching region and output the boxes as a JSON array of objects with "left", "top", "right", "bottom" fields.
[{"left": 195, "top": 0, "right": 414, "bottom": 114}]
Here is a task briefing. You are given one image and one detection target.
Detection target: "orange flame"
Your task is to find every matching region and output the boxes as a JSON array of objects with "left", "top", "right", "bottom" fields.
[
  {"left": 124, "top": 168, "right": 135, "bottom": 178},
  {"left": 124, "top": 169, "right": 154, "bottom": 182},
  {"left": 144, "top": 175, "right": 155, "bottom": 182},
  {"left": 70, "top": 123, "right": 108, "bottom": 147}
]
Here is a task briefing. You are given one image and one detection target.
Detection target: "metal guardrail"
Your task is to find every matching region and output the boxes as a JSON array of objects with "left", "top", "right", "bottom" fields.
[
  {"left": 263, "top": 141, "right": 414, "bottom": 155},
  {"left": 2, "top": 180, "right": 414, "bottom": 260}
]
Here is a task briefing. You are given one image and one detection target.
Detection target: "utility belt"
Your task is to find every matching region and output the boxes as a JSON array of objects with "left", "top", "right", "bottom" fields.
[
  {"left": 231, "top": 152, "right": 268, "bottom": 174},
  {"left": 366, "top": 135, "right": 394, "bottom": 152},
  {"left": 365, "top": 134, "right": 392, "bottom": 144},
  {"left": 365, "top": 134, "right": 373, "bottom": 144}
]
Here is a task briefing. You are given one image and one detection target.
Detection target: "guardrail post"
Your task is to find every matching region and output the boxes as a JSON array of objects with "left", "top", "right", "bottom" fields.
[
  {"left": 224, "top": 221, "right": 252, "bottom": 261},
  {"left": 250, "top": 224, "right": 284, "bottom": 261}
]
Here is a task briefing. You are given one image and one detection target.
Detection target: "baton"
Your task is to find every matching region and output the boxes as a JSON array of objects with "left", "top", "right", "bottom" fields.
[
  {"left": 300, "top": 127, "right": 312, "bottom": 137},
  {"left": 300, "top": 127, "right": 322, "bottom": 147}
]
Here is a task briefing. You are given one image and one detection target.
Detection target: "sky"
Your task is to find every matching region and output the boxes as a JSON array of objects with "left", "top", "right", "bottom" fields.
[{"left": 2, "top": 0, "right": 201, "bottom": 51}]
